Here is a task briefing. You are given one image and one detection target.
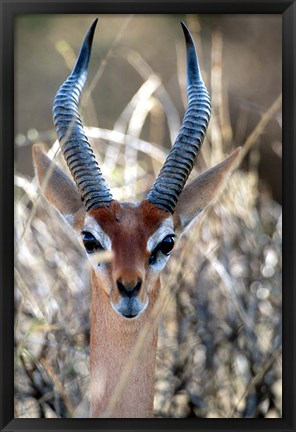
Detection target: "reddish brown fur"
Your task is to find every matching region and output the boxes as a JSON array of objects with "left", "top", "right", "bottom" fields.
[
  {"left": 89, "top": 200, "right": 169, "bottom": 300},
  {"left": 89, "top": 200, "right": 169, "bottom": 244}
]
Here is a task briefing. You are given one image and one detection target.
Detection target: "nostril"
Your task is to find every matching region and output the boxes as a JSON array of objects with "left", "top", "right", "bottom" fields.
[
  {"left": 117, "top": 280, "right": 126, "bottom": 295},
  {"left": 134, "top": 280, "right": 142, "bottom": 294},
  {"left": 117, "top": 278, "right": 142, "bottom": 297}
]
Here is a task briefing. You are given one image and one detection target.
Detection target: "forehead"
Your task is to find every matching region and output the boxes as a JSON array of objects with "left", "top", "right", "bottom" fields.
[{"left": 87, "top": 200, "right": 171, "bottom": 242}]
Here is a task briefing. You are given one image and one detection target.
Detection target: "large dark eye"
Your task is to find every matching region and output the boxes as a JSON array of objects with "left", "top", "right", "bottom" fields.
[
  {"left": 158, "top": 235, "right": 175, "bottom": 255},
  {"left": 82, "top": 231, "right": 102, "bottom": 254},
  {"left": 149, "top": 235, "right": 175, "bottom": 265}
]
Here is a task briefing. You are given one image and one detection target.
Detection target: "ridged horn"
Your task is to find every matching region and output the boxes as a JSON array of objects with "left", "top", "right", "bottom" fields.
[
  {"left": 53, "top": 18, "right": 113, "bottom": 211},
  {"left": 146, "top": 22, "right": 211, "bottom": 214}
]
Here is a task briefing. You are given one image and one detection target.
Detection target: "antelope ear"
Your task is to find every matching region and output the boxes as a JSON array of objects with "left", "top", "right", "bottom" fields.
[
  {"left": 32, "top": 144, "right": 85, "bottom": 229},
  {"left": 173, "top": 147, "right": 241, "bottom": 233}
]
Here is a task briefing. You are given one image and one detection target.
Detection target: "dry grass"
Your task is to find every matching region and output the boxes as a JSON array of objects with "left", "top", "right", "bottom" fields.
[{"left": 14, "top": 24, "right": 282, "bottom": 418}]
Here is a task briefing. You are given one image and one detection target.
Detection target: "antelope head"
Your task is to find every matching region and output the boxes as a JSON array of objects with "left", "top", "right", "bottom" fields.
[{"left": 33, "top": 19, "right": 239, "bottom": 320}]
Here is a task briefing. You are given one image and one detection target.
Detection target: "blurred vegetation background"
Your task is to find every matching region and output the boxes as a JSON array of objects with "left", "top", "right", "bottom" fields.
[{"left": 14, "top": 14, "right": 282, "bottom": 418}]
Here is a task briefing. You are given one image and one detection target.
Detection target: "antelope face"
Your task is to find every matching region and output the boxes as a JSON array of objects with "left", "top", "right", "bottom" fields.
[{"left": 83, "top": 201, "right": 175, "bottom": 319}]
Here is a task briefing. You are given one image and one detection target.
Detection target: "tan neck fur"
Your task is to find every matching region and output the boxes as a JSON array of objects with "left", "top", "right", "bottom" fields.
[{"left": 89, "top": 269, "right": 160, "bottom": 418}]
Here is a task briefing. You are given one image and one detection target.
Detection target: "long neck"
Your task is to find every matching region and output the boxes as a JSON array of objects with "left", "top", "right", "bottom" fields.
[{"left": 89, "top": 269, "right": 160, "bottom": 418}]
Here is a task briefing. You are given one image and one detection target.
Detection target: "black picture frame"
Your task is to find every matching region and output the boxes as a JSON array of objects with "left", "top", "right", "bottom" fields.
[{"left": 1, "top": 1, "right": 295, "bottom": 431}]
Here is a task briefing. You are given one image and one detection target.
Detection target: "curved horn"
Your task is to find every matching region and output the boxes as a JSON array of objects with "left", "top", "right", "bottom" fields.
[
  {"left": 53, "top": 19, "right": 113, "bottom": 211},
  {"left": 146, "top": 22, "right": 211, "bottom": 214}
]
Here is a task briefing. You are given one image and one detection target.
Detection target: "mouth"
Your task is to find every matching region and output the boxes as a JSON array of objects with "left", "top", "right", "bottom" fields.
[{"left": 123, "top": 313, "right": 138, "bottom": 319}]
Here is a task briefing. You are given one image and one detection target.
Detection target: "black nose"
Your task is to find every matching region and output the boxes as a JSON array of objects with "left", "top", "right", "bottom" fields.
[{"left": 117, "top": 278, "right": 142, "bottom": 298}]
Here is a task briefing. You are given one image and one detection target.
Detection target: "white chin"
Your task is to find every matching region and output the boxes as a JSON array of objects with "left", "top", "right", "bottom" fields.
[{"left": 111, "top": 297, "right": 148, "bottom": 319}]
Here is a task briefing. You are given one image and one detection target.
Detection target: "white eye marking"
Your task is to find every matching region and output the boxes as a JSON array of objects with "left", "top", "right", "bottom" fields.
[
  {"left": 83, "top": 215, "right": 112, "bottom": 250},
  {"left": 146, "top": 219, "right": 176, "bottom": 272},
  {"left": 147, "top": 219, "right": 175, "bottom": 253}
]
